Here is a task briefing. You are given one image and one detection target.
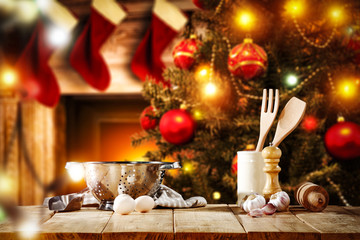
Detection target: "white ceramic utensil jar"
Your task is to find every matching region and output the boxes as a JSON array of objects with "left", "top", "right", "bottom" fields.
[{"left": 237, "top": 151, "right": 266, "bottom": 205}]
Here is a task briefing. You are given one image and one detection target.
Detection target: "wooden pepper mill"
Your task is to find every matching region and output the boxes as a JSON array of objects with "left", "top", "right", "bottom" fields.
[
  {"left": 262, "top": 146, "right": 282, "bottom": 201},
  {"left": 295, "top": 182, "right": 329, "bottom": 212}
]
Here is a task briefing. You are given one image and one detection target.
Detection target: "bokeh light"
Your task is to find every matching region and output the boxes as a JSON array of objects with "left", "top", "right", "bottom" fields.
[
  {"left": 47, "top": 26, "right": 71, "bottom": 47},
  {"left": 18, "top": 219, "right": 40, "bottom": 239},
  {"left": 193, "top": 110, "right": 203, "bottom": 121},
  {"left": 204, "top": 82, "right": 217, "bottom": 96},
  {"left": 236, "top": 11, "right": 255, "bottom": 29},
  {"left": 65, "top": 162, "right": 85, "bottom": 182},
  {"left": 1, "top": 69, "right": 18, "bottom": 87},
  {"left": 285, "top": 74, "right": 298, "bottom": 87},
  {"left": 182, "top": 162, "right": 193, "bottom": 173},
  {"left": 212, "top": 191, "right": 221, "bottom": 200},
  {"left": 0, "top": 173, "right": 15, "bottom": 196},
  {"left": 338, "top": 80, "right": 357, "bottom": 99},
  {"left": 195, "top": 65, "right": 210, "bottom": 81},
  {"left": 302, "top": 115, "right": 318, "bottom": 131},
  {"left": 16, "top": 1, "right": 39, "bottom": 23},
  {"left": 36, "top": 0, "right": 50, "bottom": 11},
  {"left": 285, "top": 0, "right": 305, "bottom": 16},
  {"left": 329, "top": 6, "right": 344, "bottom": 23}
]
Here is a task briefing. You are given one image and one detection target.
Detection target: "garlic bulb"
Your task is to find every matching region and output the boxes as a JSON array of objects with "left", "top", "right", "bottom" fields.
[
  {"left": 269, "top": 191, "right": 290, "bottom": 211},
  {"left": 242, "top": 194, "right": 266, "bottom": 213}
]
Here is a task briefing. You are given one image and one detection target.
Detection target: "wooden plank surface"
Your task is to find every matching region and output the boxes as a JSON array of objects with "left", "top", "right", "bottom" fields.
[
  {"left": 102, "top": 209, "right": 173, "bottom": 240},
  {"left": 231, "top": 205, "right": 319, "bottom": 240},
  {"left": 40, "top": 207, "right": 112, "bottom": 240},
  {"left": 291, "top": 205, "right": 360, "bottom": 240},
  {"left": 2, "top": 205, "right": 360, "bottom": 240},
  {"left": 344, "top": 206, "right": 360, "bottom": 215},
  {"left": 0, "top": 205, "right": 55, "bottom": 240},
  {"left": 174, "top": 204, "right": 246, "bottom": 240}
]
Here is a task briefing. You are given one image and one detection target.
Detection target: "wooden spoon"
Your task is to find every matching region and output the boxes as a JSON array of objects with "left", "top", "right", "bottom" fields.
[{"left": 272, "top": 97, "right": 306, "bottom": 147}]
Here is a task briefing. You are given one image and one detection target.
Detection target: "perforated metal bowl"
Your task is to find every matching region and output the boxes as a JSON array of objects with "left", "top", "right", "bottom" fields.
[{"left": 67, "top": 161, "right": 180, "bottom": 210}]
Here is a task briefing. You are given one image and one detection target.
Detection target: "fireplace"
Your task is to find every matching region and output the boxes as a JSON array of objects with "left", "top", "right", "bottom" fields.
[{"left": 63, "top": 94, "right": 158, "bottom": 193}]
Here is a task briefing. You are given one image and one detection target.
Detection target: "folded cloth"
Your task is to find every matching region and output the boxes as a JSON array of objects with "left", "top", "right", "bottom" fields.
[{"left": 153, "top": 185, "right": 207, "bottom": 208}]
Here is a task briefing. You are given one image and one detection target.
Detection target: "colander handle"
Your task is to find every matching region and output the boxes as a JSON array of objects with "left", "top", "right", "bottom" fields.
[{"left": 159, "top": 162, "right": 181, "bottom": 170}]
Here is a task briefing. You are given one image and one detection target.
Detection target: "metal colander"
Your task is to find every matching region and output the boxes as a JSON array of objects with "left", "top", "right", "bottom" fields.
[{"left": 66, "top": 161, "right": 180, "bottom": 210}]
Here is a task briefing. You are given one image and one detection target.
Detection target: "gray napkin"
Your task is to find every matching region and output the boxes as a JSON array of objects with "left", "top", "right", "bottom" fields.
[{"left": 154, "top": 185, "right": 207, "bottom": 208}]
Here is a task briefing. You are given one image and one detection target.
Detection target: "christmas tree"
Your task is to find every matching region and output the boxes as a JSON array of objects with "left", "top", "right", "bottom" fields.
[{"left": 132, "top": 0, "right": 360, "bottom": 205}]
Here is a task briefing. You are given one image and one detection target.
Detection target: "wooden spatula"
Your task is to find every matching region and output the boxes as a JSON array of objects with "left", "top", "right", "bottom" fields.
[{"left": 272, "top": 97, "right": 306, "bottom": 147}]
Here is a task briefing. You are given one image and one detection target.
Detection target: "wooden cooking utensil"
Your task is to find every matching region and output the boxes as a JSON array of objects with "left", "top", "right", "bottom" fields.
[
  {"left": 272, "top": 97, "right": 306, "bottom": 147},
  {"left": 255, "top": 89, "right": 279, "bottom": 152},
  {"left": 262, "top": 97, "right": 306, "bottom": 199}
]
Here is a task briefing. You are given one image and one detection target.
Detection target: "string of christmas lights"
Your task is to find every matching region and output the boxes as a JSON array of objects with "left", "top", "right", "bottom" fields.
[
  {"left": 326, "top": 177, "right": 351, "bottom": 206},
  {"left": 292, "top": 17, "right": 337, "bottom": 49}
]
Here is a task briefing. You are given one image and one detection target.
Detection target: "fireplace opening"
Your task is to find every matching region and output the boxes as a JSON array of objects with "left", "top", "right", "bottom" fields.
[{"left": 63, "top": 94, "right": 157, "bottom": 192}]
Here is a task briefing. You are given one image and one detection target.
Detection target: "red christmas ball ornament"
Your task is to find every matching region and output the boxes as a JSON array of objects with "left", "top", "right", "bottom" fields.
[
  {"left": 228, "top": 38, "right": 268, "bottom": 80},
  {"left": 173, "top": 36, "right": 201, "bottom": 70},
  {"left": 302, "top": 115, "right": 318, "bottom": 132},
  {"left": 159, "top": 109, "right": 196, "bottom": 145},
  {"left": 140, "top": 106, "right": 158, "bottom": 131},
  {"left": 231, "top": 155, "right": 237, "bottom": 176},
  {"left": 192, "top": 0, "right": 220, "bottom": 10},
  {"left": 324, "top": 121, "right": 360, "bottom": 160}
]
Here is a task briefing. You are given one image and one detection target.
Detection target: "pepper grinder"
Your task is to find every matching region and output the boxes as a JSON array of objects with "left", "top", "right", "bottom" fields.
[{"left": 262, "top": 146, "right": 282, "bottom": 201}]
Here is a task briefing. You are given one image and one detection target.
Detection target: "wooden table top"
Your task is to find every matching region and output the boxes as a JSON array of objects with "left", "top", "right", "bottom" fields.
[{"left": 1, "top": 204, "right": 359, "bottom": 240}]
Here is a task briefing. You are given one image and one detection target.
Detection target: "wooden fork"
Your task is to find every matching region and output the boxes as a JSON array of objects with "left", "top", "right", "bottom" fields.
[{"left": 255, "top": 89, "right": 279, "bottom": 152}]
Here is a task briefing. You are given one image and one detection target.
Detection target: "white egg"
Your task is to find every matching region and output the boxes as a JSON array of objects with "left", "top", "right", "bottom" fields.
[
  {"left": 135, "top": 196, "right": 155, "bottom": 213},
  {"left": 113, "top": 194, "right": 135, "bottom": 215}
]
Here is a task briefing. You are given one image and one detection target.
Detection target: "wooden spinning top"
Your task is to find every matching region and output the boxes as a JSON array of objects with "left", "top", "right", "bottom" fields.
[
  {"left": 295, "top": 182, "right": 329, "bottom": 212},
  {"left": 262, "top": 146, "right": 282, "bottom": 201}
]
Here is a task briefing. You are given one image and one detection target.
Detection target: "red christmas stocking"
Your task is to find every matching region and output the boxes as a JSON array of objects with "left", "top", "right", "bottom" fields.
[
  {"left": 69, "top": 0, "right": 127, "bottom": 91},
  {"left": 131, "top": 0, "right": 188, "bottom": 86},
  {"left": 15, "top": 20, "right": 59, "bottom": 107}
]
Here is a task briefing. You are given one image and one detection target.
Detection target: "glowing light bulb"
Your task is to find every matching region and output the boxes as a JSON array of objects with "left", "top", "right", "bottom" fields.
[
  {"left": 285, "top": 74, "right": 298, "bottom": 87},
  {"left": 195, "top": 65, "right": 210, "bottom": 81},
  {"left": 204, "top": 82, "right": 217, "bottom": 96},
  {"left": 339, "top": 81, "right": 357, "bottom": 98},
  {"left": 193, "top": 110, "right": 203, "bottom": 120},
  {"left": 65, "top": 162, "right": 85, "bottom": 182},
  {"left": 182, "top": 162, "right": 193, "bottom": 173},
  {"left": 1, "top": 69, "right": 17, "bottom": 87},
  {"left": 329, "top": 7, "right": 343, "bottom": 23},
  {"left": 199, "top": 68, "right": 208, "bottom": 77},
  {"left": 47, "top": 26, "right": 71, "bottom": 47},
  {"left": 285, "top": 0, "right": 304, "bottom": 16},
  {"left": 236, "top": 11, "right": 254, "bottom": 29},
  {"left": 331, "top": 9, "right": 341, "bottom": 19},
  {"left": 212, "top": 191, "right": 221, "bottom": 200}
]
